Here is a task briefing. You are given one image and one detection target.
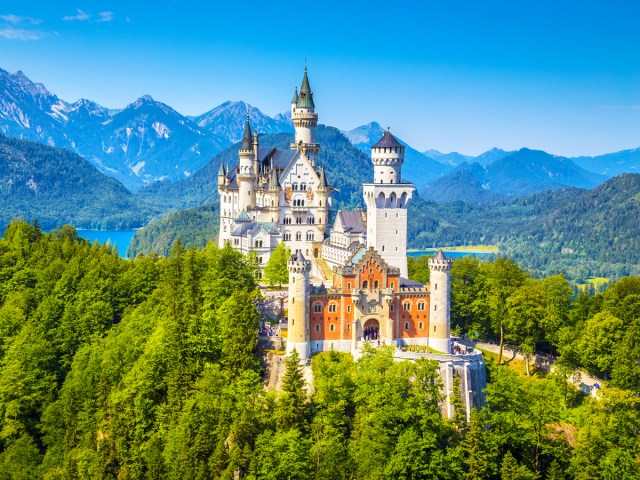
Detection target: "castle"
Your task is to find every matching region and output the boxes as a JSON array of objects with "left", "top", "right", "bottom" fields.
[{"left": 218, "top": 68, "right": 486, "bottom": 417}]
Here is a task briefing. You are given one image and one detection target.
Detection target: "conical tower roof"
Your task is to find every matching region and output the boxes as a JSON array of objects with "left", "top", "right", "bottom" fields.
[
  {"left": 318, "top": 165, "right": 329, "bottom": 189},
  {"left": 296, "top": 67, "right": 315, "bottom": 109},
  {"left": 269, "top": 165, "right": 281, "bottom": 189},
  {"left": 241, "top": 115, "right": 252, "bottom": 151},
  {"left": 372, "top": 130, "right": 403, "bottom": 149},
  {"left": 291, "top": 87, "right": 299, "bottom": 104},
  {"left": 217, "top": 162, "right": 225, "bottom": 176}
]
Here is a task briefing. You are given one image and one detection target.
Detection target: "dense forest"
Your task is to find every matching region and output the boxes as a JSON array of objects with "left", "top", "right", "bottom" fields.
[
  {"left": 0, "top": 135, "right": 156, "bottom": 231},
  {"left": 0, "top": 220, "right": 638, "bottom": 479}
]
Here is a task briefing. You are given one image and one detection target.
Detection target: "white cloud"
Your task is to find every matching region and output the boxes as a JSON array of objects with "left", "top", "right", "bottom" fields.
[
  {"left": 63, "top": 9, "right": 91, "bottom": 21},
  {"left": 97, "top": 11, "right": 115, "bottom": 23},
  {"left": 0, "top": 14, "right": 42, "bottom": 25},
  {"left": 0, "top": 28, "right": 45, "bottom": 41}
]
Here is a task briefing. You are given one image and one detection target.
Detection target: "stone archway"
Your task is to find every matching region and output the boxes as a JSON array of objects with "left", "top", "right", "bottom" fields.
[{"left": 363, "top": 318, "right": 380, "bottom": 341}]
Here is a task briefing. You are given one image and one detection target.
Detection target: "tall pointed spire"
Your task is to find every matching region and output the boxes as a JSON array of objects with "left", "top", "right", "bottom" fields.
[
  {"left": 291, "top": 86, "right": 299, "bottom": 104},
  {"left": 241, "top": 115, "right": 252, "bottom": 151},
  {"left": 318, "top": 165, "right": 329, "bottom": 189},
  {"left": 296, "top": 66, "right": 315, "bottom": 108},
  {"left": 269, "top": 164, "right": 281, "bottom": 190}
]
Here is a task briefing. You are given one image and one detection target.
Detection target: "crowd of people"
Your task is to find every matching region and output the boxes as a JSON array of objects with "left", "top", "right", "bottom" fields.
[
  {"left": 363, "top": 326, "right": 379, "bottom": 342},
  {"left": 259, "top": 319, "right": 280, "bottom": 337}
]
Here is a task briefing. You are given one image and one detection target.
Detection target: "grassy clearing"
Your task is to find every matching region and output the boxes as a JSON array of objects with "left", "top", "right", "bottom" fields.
[
  {"left": 478, "top": 348, "right": 543, "bottom": 377},
  {"left": 576, "top": 276, "right": 610, "bottom": 292}
]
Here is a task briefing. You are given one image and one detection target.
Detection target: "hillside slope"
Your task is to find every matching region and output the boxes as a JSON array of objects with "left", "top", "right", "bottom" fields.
[{"left": 0, "top": 135, "right": 154, "bottom": 231}]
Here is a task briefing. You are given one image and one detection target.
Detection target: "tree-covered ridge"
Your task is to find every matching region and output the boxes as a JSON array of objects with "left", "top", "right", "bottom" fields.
[
  {"left": 408, "top": 173, "right": 640, "bottom": 280},
  {"left": 0, "top": 221, "right": 638, "bottom": 478},
  {"left": 127, "top": 203, "right": 219, "bottom": 258},
  {"left": 0, "top": 135, "right": 156, "bottom": 231}
]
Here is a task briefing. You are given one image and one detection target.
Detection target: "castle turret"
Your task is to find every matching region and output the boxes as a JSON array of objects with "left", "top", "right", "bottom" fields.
[
  {"left": 363, "top": 130, "right": 414, "bottom": 277},
  {"left": 428, "top": 250, "right": 453, "bottom": 353},
  {"left": 217, "top": 162, "right": 226, "bottom": 187},
  {"left": 291, "top": 67, "right": 320, "bottom": 160},
  {"left": 290, "top": 86, "right": 298, "bottom": 118},
  {"left": 286, "top": 250, "right": 312, "bottom": 360},
  {"left": 238, "top": 116, "right": 256, "bottom": 214},
  {"left": 315, "top": 165, "right": 331, "bottom": 230}
]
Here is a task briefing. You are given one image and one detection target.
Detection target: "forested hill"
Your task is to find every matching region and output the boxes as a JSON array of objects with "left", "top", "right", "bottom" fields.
[
  {"left": 136, "top": 125, "right": 372, "bottom": 212},
  {"left": 0, "top": 135, "right": 155, "bottom": 231},
  {"left": 408, "top": 173, "right": 640, "bottom": 279}
]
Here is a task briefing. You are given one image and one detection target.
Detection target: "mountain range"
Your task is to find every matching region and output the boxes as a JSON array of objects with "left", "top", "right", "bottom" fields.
[{"left": 3, "top": 67, "right": 640, "bottom": 204}]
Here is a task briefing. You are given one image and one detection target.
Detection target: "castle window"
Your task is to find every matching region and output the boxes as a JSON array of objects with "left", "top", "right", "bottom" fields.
[
  {"left": 306, "top": 232, "right": 314, "bottom": 241},
  {"left": 291, "top": 319, "right": 294, "bottom": 326},
  {"left": 328, "top": 304, "right": 337, "bottom": 313},
  {"left": 284, "top": 232, "right": 291, "bottom": 241},
  {"left": 330, "top": 324, "right": 335, "bottom": 332},
  {"left": 313, "top": 303, "right": 322, "bottom": 313},
  {"left": 258, "top": 257, "right": 263, "bottom": 264},
  {"left": 419, "top": 322, "right": 424, "bottom": 329},
  {"left": 390, "top": 304, "right": 394, "bottom": 311},
  {"left": 284, "top": 216, "right": 291, "bottom": 224},
  {"left": 296, "top": 232, "right": 302, "bottom": 241},
  {"left": 434, "top": 305, "right": 437, "bottom": 311},
  {"left": 382, "top": 245, "right": 385, "bottom": 252},
  {"left": 434, "top": 326, "right": 437, "bottom": 332},
  {"left": 347, "top": 324, "right": 351, "bottom": 331},
  {"left": 315, "top": 324, "right": 320, "bottom": 332},
  {"left": 390, "top": 282, "right": 394, "bottom": 289},
  {"left": 296, "top": 217, "right": 303, "bottom": 224},
  {"left": 292, "top": 298, "right": 295, "bottom": 303},
  {"left": 374, "top": 280, "right": 379, "bottom": 289},
  {"left": 292, "top": 183, "right": 298, "bottom": 191},
  {"left": 362, "top": 280, "right": 368, "bottom": 289},
  {"left": 347, "top": 306, "right": 351, "bottom": 312},
  {"left": 404, "top": 322, "right": 410, "bottom": 330},
  {"left": 403, "top": 302, "right": 411, "bottom": 311},
  {"left": 255, "top": 240, "right": 263, "bottom": 248},
  {"left": 418, "top": 302, "right": 425, "bottom": 311},
  {"left": 300, "top": 183, "right": 306, "bottom": 190},
  {"left": 347, "top": 282, "right": 351, "bottom": 289},
  {"left": 435, "top": 283, "right": 437, "bottom": 290}
]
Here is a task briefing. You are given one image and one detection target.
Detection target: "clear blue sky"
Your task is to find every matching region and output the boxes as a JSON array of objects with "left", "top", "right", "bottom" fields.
[{"left": 1, "top": 0, "right": 638, "bottom": 156}]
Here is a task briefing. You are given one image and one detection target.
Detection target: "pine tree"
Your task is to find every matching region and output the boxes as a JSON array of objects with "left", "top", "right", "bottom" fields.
[
  {"left": 276, "top": 349, "right": 308, "bottom": 431},
  {"left": 500, "top": 451, "right": 520, "bottom": 480},
  {"left": 462, "top": 409, "right": 490, "bottom": 480},
  {"left": 546, "top": 460, "right": 566, "bottom": 480}
]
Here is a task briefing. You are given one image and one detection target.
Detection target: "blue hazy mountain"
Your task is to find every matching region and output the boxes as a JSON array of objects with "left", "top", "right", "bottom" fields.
[
  {"left": 423, "top": 148, "right": 607, "bottom": 203},
  {"left": 193, "top": 101, "right": 293, "bottom": 142},
  {"left": 573, "top": 148, "right": 640, "bottom": 178},
  {"left": 344, "top": 121, "right": 452, "bottom": 190},
  {"left": 422, "top": 149, "right": 473, "bottom": 167}
]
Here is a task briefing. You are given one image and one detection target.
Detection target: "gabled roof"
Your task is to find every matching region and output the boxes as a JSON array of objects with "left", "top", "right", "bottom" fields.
[
  {"left": 337, "top": 210, "right": 366, "bottom": 234},
  {"left": 372, "top": 130, "right": 403, "bottom": 149},
  {"left": 236, "top": 209, "right": 251, "bottom": 223}
]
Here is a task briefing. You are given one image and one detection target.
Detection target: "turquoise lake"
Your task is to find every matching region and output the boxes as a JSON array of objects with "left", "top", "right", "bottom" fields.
[{"left": 76, "top": 229, "right": 137, "bottom": 258}]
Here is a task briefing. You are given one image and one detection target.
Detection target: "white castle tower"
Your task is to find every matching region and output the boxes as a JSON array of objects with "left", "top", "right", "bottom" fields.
[
  {"left": 286, "top": 250, "right": 312, "bottom": 360},
  {"left": 363, "top": 130, "right": 414, "bottom": 277},
  {"left": 237, "top": 116, "right": 256, "bottom": 215},
  {"left": 428, "top": 250, "right": 453, "bottom": 353},
  {"left": 290, "top": 67, "right": 320, "bottom": 163}
]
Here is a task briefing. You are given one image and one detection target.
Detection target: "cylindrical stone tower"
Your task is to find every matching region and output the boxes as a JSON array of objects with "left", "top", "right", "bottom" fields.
[
  {"left": 428, "top": 250, "right": 453, "bottom": 353},
  {"left": 371, "top": 135, "right": 403, "bottom": 184},
  {"left": 286, "top": 249, "right": 312, "bottom": 360},
  {"left": 291, "top": 67, "right": 320, "bottom": 159},
  {"left": 238, "top": 116, "right": 256, "bottom": 214}
]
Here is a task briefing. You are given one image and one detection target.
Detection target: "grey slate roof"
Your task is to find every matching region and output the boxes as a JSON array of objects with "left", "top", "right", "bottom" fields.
[
  {"left": 338, "top": 210, "right": 366, "bottom": 234},
  {"left": 241, "top": 116, "right": 253, "bottom": 151},
  {"left": 372, "top": 130, "right": 403, "bottom": 149},
  {"left": 291, "top": 87, "right": 299, "bottom": 103},
  {"left": 436, "top": 249, "right": 447, "bottom": 261},
  {"left": 236, "top": 209, "right": 251, "bottom": 223},
  {"left": 291, "top": 249, "right": 306, "bottom": 262}
]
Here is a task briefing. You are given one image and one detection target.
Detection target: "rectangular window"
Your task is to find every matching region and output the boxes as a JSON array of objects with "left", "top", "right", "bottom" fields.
[
  {"left": 315, "top": 324, "right": 320, "bottom": 332},
  {"left": 347, "top": 305, "right": 351, "bottom": 313},
  {"left": 390, "top": 304, "right": 394, "bottom": 311},
  {"left": 347, "top": 282, "right": 351, "bottom": 290},
  {"left": 330, "top": 324, "right": 335, "bottom": 332},
  {"left": 418, "top": 322, "right": 424, "bottom": 329}
]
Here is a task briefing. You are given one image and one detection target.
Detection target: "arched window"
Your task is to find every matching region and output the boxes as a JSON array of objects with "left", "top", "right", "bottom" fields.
[
  {"left": 292, "top": 183, "right": 298, "bottom": 191},
  {"left": 328, "top": 303, "right": 337, "bottom": 313},
  {"left": 404, "top": 322, "right": 410, "bottom": 330},
  {"left": 362, "top": 280, "right": 368, "bottom": 289},
  {"left": 374, "top": 280, "right": 379, "bottom": 289},
  {"left": 296, "top": 232, "right": 302, "bottom": 241},
  {"left": 315, "top": 324, "right": 320, "bottom": 332},
  {"left": 306, "top": 231, "right": 314, "bottom": 241},
  {"left": 330, "top": 324, "right": 335, "bottom": 332},
  {"left": 284, "top": 216, "right": 291, "bottom": 225},
  {"left": 255, "top": 240, "right": 263, "bottom": 248},
  {"left": 300, "top": 182, "right": 306, "bottom": 191},
  {"left": 417, "top": 302, "right": 425, "bottom": 311},
  {"left": 403, "top": 302, "right": 411, "bottom": 311},
  {"left": 313, "top": 303, "right": 322, "bottom": 313},
  {"left": 284, "top": 232, "right": 291, "bottom": 241}
]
